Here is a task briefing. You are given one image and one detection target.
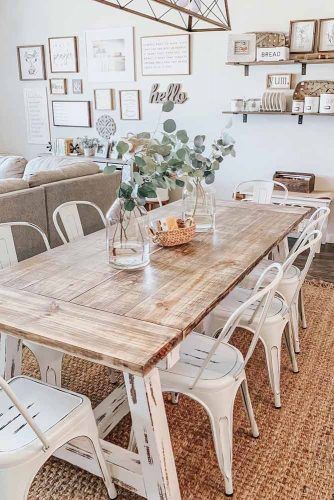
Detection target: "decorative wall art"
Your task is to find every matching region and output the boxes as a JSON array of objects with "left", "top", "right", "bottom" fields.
[
  {"left": 227, "top": 34, "right": 256, "bottom": 63},
  {"left": 85, "top": 27, "right": 135, "bottom": 82},
  {"left": 48, "top": 36, "right": 78, "bottom": 73},
  {"left": 149, "top": 83, "right": 188, "bottom": 104},
  {"left": 119, "top": 90, "right": 141, "bottom": 120},
  {"left": 95, "top": 140, "right": 111, "bottom": 158},
  {"left": 257, "top": 47, "right": 290, "bottom": 61},
  {"left": 318, "top": 18, "right": 334, "bottom": 52},
  {"left": 141, "top": 35, "right": 190, "bottom": 76},
  {"left": 72, "top": 79, "right": 83, "bottom": 94},
  {"left": 23, "top": 87, "right": 50, "bottom": 144},
  {"left": 17, "top": 45, "right": 46, "bottom": 80},
  {"left": 267, "top": 74, "right": 292, "bottom": 89},
  {"left": 50, "top": 78, "right": 67, "bottom": 95},
  {"left": 253, "top": 32, "right": 287, "bottom": 48},
  {"left": 52, "top": 101, "right": 91, "bottom": 127},
  {"left": 96, "top": 114, "right": 117, "bottom": 139},
  {"left": 94, "top": 89, "right": 114, "bottom": 110},
  {"left": 289, "top": 20, "right": 317, "bottom": 54}
]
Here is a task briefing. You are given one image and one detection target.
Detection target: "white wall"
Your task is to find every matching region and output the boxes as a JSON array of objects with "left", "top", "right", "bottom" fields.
[{"left": 1, "top": 0, "right": 334, "bottom": 235}]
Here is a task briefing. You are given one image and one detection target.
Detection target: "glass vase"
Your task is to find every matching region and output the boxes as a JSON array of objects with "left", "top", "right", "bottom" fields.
[
  {"left": 182, "top": 179, "right": 216, "bottom": 232},
  {"left": 106, "top": 199, "right": 150, "bottom": 270}
]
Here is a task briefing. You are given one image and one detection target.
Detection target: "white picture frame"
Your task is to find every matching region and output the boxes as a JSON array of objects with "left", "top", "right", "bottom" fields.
[
  {"left": 52, "top": 101, "right": 91, "bottom": 127},
  {"left": 318, "top": 18, "right": 334, "bottom": 52},
  {"left": 72, "top": 79, "right": 83, "bottom": 94},
  {"left": 289, "top": 20, "right": 317, "bottom": 54},
  {"left": 94, "top": 89, "right": 114, "bottom": 110},
  {"left": 266, "top": 73, "right": 292, "bottom": 89},
  {"left": 48, "top": 36, "right": 78, "bottom": 73},
  {"left": 24, "top": 87, "right": 50, "bottom": 144},
  {"left": 85, "top": 27, "right": 135, "bottom": 82},
  {"left": 120, "top": 90, "right": 141, "bottom": 120},
  {"left": 141, "top": 35, "right": 190, "bottom": 76},
  {"left": 95, "top": 140, "right": 111, "bottom": 158},
  {"left": 17, "top": 45, "right": 46, "bottom": 80},
  {"left": 50, "top": 78, "right": 67, "bottom": 95},
  {"left": 227, "top": 34, "right": 256, "bottom": 63}
]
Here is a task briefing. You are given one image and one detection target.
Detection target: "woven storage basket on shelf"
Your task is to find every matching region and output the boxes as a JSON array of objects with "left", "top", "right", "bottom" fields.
[{"left": 151, "top": 224, "right": 196, "bottom": 247}]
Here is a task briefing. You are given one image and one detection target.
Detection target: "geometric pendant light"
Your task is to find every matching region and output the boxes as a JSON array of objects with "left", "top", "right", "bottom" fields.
[{"left": 93, "top": 0, "right": 231, "bottom": 32}]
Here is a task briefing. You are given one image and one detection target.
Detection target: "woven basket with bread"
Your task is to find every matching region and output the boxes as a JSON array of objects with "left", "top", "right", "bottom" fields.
[{"left": 149, "top": 216, "right": 195, "bottom": 247}]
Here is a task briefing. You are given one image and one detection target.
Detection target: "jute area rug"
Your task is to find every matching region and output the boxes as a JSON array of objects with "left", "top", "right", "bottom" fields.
[{"left": 26, "top": 280, "right": 334, "bottom": 500}]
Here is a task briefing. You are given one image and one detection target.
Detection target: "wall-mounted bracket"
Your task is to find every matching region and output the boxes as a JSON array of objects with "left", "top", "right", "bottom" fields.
[
  {"left": 298, "top": 114, "right": 304, "bottom": 124},
  {"left": 301, "top": 63, "right": 307, "bottom": 75},
  {"left": 243, "top": 113, "right": 248, "bottom": 123},
  {"left": 244, "top": 65, "right": 249, "bottom": 76}
]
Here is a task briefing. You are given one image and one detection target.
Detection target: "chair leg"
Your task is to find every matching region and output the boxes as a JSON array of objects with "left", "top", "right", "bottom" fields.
[
  {"left": 239, "top": 378, "right": 259, "bottom": 438},
  {"left": 299, "top": 289, "right": 307, "bottom": 330},
  {"left": 284, "top": 323, "right": 299, "bottom": 373},
  {"left": 90, "top": 435, "right": 118, "bottom": 499},
  {"left": 108, "top": 368, "right": 119, "bottom": 384},
  {"left": 260, "top": 325, "right": 283, "bottom": 409},
  {"left": 290, "top": 301, "right": 301, "bottom": 354},
  {"left": 0, "top": 333, "right": 22, "bottom": 379},
  {"left": 128, "top": 425, "right": 137, "bottom": 452},
  {"left": 0, "top": 454, "right": 49, "bottom": 500},
  {"left": 24, "top": 342, "right": 64, "bottom": 386}
]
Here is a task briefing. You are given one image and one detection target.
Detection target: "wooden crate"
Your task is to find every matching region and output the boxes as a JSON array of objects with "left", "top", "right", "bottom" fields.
[{"left": 273, "top": 171, "right": 315, "bottom": 193}]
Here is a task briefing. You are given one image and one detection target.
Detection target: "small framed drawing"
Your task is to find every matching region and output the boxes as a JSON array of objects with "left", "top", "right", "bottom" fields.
[
  {"left": 267, "top": 73, "right": 292, "bottom": 89},
  {"left": 17, "top": 45, "right": 46, "bottom": 80},
  {"left": 72, "top": 79, "right": 83, "bottom": 94},
  {"left": 52, "top": 101, "right": 91, "bottom": 127},
  {"left": 94, "top": 89, "right": 114, "bottom": 110},
  {"left": 289, "top": 20, "right": 317, "bottom": 54},
  {"left": 120, "top": 90, "right": 141, "bottom": 120},
  {"left": 141, "top": 34, "right": 190, "bottom": 76},
  {"left": 95, "top": 140, "right": 111, "bottom": 158},
  {"left": 227, "top": 34, "right": 256, "bottom": 63},
  {"left": 48, "top": 36, "right": 78, "bottom": 73},
  {"left": 318, "top": 18, "right": 334, "bottom": 52},
  {"left": 50, "top": 78, "right": 67, "bottom": 94}
]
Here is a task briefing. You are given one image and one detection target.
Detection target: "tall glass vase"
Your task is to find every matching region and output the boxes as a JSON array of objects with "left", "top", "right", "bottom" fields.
[
  {"left": 182, "top": 179, "right": 216, "bottom": 232},
  {"left": 106, "top": 199, "right": 150, "bottom": 270}
]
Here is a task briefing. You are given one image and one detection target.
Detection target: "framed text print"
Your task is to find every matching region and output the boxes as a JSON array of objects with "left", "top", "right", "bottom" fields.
[
  {"left": 48, "top": 36, "right": 78, "bottom": 73},
  {"left": 141, "top": 35, "right": 190, "bottom": 76},
  {"left": 120, "top": 90, "right": 141, "bottom": 120},
  {"left": 17, "top": 45, "right": 46, "bottom": 80},
  {"left": 85, "top": 27, "right": 135, "bottom": 82},
  {"left": 52, "top": 101, "right": 91, "bottom": 127}
]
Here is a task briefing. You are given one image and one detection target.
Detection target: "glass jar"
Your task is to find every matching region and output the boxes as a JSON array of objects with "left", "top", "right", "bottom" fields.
[
  {"left": 106, "top": 199, "right": 150, "bottom": 270},
  {"left": 182, "top": 179, "right": 216, "bottom": 232}
]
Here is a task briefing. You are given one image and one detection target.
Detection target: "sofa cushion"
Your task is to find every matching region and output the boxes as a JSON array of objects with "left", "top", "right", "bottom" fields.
[
  {"left": 0, "top": 156, "right": 27, "bottom": 179},
  {"left": 23, "top": 156, "right": 97, "bottom": 180},
  {"left": 60, "top": 162, "right": 99, "bottom": 179},
  {"left": 0, "top": 178, "right": 29, "bottom": 194},
  {"left": 28, "top": 170, "right": 65, "bottom": 188}
]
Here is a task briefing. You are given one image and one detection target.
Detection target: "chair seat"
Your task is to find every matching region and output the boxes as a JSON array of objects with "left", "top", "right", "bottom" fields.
[
  {"left": 241, "top": 260, "right": 300, "bottom": 290},
  {"left": 160, "top": 333, "right": 244, "bottom": 391},
  {"left": 0, "top": 376, "right": 83, "bottom": 452}
]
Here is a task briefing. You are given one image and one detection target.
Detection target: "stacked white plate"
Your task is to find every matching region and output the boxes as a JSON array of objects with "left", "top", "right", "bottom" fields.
[{"left": 261, "top": 91, "right": 287, "bottom": 112}]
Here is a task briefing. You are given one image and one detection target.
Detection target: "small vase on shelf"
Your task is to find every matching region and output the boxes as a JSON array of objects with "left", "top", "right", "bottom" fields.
[
  {"left": 106, "top": 199, "right": 150, "bottom": 270},
  {"left": 83, "top": 147, "right": 96, "bottom": 157},
  {"left": 182, "top": 179, "right": 216, "bottom": 233}
]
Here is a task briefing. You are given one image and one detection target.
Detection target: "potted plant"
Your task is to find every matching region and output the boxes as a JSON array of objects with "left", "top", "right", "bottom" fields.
[{"left": 79, "top": 136, "right": 99, "bottom": 157}]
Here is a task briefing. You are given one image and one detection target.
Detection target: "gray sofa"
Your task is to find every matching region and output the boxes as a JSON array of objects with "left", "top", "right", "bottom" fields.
[{"left": 0, "top": 171, "right": 121, "bottom": 261}]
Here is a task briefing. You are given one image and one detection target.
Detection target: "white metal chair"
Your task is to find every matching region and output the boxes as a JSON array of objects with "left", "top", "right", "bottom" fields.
[
  {"left": 233, "top": 179, "right": 289, "bottom": 205},
  {"left": 159, "top": 263, "right": 283, "bottom": 496},
  {"left": 0, "top": 222, "right": 64, "bottom": 386},
  {"left": 0, "top": 375, "right": 117, "bottom": 499},
  {"left": 53, "top": 201, "right": 106, "bottom": 244}
]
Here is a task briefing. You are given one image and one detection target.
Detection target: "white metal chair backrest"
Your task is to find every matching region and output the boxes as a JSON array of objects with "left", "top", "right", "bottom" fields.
[
  {"left": 289, "top": 207, "right": 330, "bottom": 257},
  {"left": 53, "top": 201, "right": 106, "bottom": 244},
  {"left": 0, "top": 375, "right": 49, "bottom": 450},
  {"left": 0, "top": 222, "right": 50, "bottom": 270},
  {"left": 234, "top": 180, "right": 289, "bottom": 205},
  {"left": 190, "top": 263, "right": 283, "bottom": 390}
]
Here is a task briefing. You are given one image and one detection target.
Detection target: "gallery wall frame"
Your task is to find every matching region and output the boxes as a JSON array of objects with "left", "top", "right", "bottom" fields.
[
  {"left": 52, "top": 100, "right": 92, "bottom": 127},
  {"left": 48, "top": 36, "right": 79, "bottom": 73},
  {"left": 119, "top": 90, "right": 141, "bottom": 120},
  {"left": 17, "top": 45, "right": 46, "bottom": 81},
  {"left": 140, "top": 34, "right": 190, "bottom": 76},
  {"left": 289, "top": 19, "right": 318, "bottom": 54},
  {"left": 317, "top": 18, "right": 334, "bottom": 53}
]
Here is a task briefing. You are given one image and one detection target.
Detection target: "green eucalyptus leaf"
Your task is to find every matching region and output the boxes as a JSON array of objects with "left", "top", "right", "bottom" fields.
[
  {"left": 124, "top": 199, "right": 136, "bottom": 211},
  {"left": 175, "top": 179, "right": 185, "bottom": 187},
  {"left": 176, "top": 148, "right": 187, "bottom": 161},
  {"left": 116, "top": 140, "right": 129, "bottom": 155},
  {"left": 205, "top": 173, "right": 215, "bottom": 185},
  {"left": 134, "top": 155, "right": 146, "bottom": 167},
  {"left": 231, "top": 147, "right": 236, "bottom": 158},
  {"left": 133, "top": 171, "right": 143, "bottom": 185},
  {"left": 137, "top": 196, "right": 146, "bottom": 206},
  {"left": 163, "top": 119, "right": 177, "bottom": 133},
  {"left": 138, "top": 183, "right": 157, "bottom": 199},
  {"left": 162, "top": 100, "right": 174, "bottom": 112},
  {"left": 212, "top": 160, "right": 220, "bottom": 170},
  {"left": 176, "top": 130, "right": 189, "bottom": 143},
  {"left": 103, "top": 165, "right": 117, "bottom": 176},
  {"left": 137, "top": 132, "right": 151, "bottom": 139}
]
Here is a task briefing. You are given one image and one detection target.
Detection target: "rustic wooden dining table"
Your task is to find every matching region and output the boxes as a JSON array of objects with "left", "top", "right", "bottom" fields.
[{"left": 0, "top": 200, "right": 310, "bottom": 499}]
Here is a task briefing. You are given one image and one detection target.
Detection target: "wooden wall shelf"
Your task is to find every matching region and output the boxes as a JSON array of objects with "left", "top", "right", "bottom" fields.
[
  {"left": 222, "top": 110, "right": 334, "bottom": 124},
  {"left": 226, "top": 58, "right": 334, "bottom": 76}
]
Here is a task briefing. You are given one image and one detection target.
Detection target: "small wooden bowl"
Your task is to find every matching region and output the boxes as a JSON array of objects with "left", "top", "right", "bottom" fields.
[{"left": 150, "top": 224, "right": 196, "bottom": 247}]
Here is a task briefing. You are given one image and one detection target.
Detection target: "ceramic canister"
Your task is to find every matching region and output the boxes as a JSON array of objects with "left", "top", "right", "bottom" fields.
[
  {"left": 231, "top": 99, "right": 244, "bottom": 112},
  {"left": 319, "top": 93, "right": 334, "bottom": 113},
  {"left": 304, "top": 96, "right": 320, "bottom": 113},
  {"left": 292, "top": 100, "right": 304, "bottom": 113}
]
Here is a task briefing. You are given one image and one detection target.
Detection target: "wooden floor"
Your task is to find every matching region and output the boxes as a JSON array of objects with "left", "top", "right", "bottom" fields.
[{"left": 294, "top": 241, "right": 334, "bottom": 283}]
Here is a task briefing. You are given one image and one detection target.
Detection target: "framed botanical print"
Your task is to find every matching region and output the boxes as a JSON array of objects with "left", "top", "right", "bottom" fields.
[
  {"left": 119, "top": 90, "right": 141, "bottom": 120},
  {"left": 48, "top": 36, "right": 78, "bottom": 73},
  {"left": 72, "top": 79, "right": 83, "bottom": 94},
  {"left": 289, "top": 19, "right": 317, "bottom": 54},
  {"left": 50, "top": 78, "right": 67, "bottom": 95},
  {"left": 318, "top": 18, "right": 334, "bottom": 52},
  {"left": 94, "top": 89, "right": 114, "bottom": 110},
  {"left": 17, "top": 45, "right": 46, "bottom": 80}
]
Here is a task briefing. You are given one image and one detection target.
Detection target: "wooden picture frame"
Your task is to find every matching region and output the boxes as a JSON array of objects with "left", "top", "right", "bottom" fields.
[
  {"left": 94, "top": 89, "right": 114, "bottom": 110},
  {"left": 266, "top": 73, "right": 293, "bottom": 89},
  {"left": 289, "top": 19, "right": 317, "bottom": 54},
  {"left": 227, "top": 34, "right": 257, "bottom": 63},
  {"left": 52, "top": 100, "right": 91, "bottom": 127},
  {"left": 317, "top": 18, "right": 334, "bottom": 53},
  {"left": 48, "top": 36, "right": 79, "bottom": 73},
  {"left": 72, "top": 79, "right": 83, "bottom": 94},
  {"left": 141, "top": 34, "right": 190, "bottom": 76},
  {"left": 119, "top": 90, "right": 141, "bottom": 120},
  {"left": 50, "top": 78, "right": 67, "bottom": 95},
  {"left": 17, "top": 45, "right": 46, "bottom": 81}
]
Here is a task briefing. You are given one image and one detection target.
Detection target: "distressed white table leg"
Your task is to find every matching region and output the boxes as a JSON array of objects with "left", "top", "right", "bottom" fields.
[
  {"left": 124, "top": 368, "right": 181, "bottom": 500},
  {"left": 0, "top": 333, "right": 22, "bottom": 379}
]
